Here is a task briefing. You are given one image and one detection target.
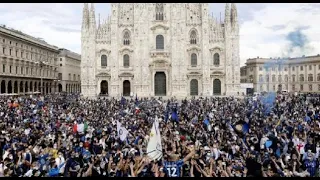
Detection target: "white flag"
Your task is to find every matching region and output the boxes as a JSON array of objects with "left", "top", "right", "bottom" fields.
[
  {"left": 117, "top": 121, "right": 129, "bottom": 141},
  {"left": 147, "top": 116, "right": 163, "bottom": 161}
]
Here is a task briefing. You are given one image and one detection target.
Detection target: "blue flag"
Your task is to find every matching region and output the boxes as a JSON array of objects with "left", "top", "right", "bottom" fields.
[
  {"left": 171, "top": 108, "right": 179, "bottom": 122},
  {"left": 233, "top": 121, "right": 249, "bottom": 135}
]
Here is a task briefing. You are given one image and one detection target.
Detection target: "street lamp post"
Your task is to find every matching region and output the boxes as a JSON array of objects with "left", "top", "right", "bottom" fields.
[
  {"left": 40, "top": 62, "right": 43, "bottom": 95},
  {"left": 35, "top": 61, "right": 45, "bottom": 95}
]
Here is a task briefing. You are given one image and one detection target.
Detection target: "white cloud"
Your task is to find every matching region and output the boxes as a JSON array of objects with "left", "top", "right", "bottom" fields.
[
  {"left": 1, "top": 3, "right": 319, "bottom": 67},
  {"left": 239, "top": 3, "right": 320, "bottom": 65},
  {"left": 0, "top": 3, "right": 82, "bottom": 53}
]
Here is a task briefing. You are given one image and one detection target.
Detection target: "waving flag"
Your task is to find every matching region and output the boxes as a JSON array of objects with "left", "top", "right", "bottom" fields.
[
  {"left": 147, "top": 116, "right": 163, "bottom": 161},
  {"left": 171, "top": 108, "right": 179, "bottom": 122},
  {"left": 73, "top": 121, "right": 88, "bottom": 134},
  {"left": 117, "top": 121, "right": 129, "bottom": 141},
  {"left": 233, "top": 120, "right": 249, "bottom": 135}
]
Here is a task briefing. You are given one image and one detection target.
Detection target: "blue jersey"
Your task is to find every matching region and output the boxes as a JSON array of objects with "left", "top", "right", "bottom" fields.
[
  {"left": 304, "top": 160, "right": 317, "bottom": 177},
  {"left": 163, "top": 160, "right": 184, "bottom": 177}
]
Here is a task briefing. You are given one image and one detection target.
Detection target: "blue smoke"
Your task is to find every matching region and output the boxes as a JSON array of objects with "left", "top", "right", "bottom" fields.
[
  {"left": 285, "top": 26, "right": 311, "bottom": 56},
  {"left": 260, "top": 58, "right": 287, "bottom": 115},
  {"left": 262, "top": 92, "right": 277, "bottom": 115},
  {"left": 287, "top": 29, "right": 307, "bottom": 48},
  {"left": 286, "top": 27, "right": 308, "bottom": 54},
  {"left": 258, "top": 27, "right": 310, "bottom": 116}
]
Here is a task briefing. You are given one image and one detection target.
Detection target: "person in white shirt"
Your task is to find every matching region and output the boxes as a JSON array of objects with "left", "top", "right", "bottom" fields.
[
  {"left": 55, "top": 152, "right": 66, "bottom": 174},
  {"left": 99, "top": 137, "right": 106, "bottom": 150}
]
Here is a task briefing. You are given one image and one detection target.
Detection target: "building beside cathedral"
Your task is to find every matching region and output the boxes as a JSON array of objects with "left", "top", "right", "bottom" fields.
[
  {"left": 241, "top": 55, "right": 320, "bottom": 93},
  {"left": 81, "top": 3, "right": 241, "bottom": 98},
  {"left": 0, "top": 25, "right": 81, "bottom": 95},
  {"left": 0, "top": 25, "right": 60, "bottom": 95}
]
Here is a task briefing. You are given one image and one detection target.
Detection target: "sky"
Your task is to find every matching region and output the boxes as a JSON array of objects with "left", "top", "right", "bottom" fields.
[{"left": 1, "top": 3, "right": 320, "bottom": 66}]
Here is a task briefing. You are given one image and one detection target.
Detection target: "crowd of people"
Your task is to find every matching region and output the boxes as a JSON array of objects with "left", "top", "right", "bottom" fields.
[{"left": 0, "top": 92, "right": 319, "bottom": 177}]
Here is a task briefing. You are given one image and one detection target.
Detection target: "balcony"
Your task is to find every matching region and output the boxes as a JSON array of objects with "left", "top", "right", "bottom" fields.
[
  {"left": 150, "top": 49, "right": 170, "bottom": 59},
  {"left": 187, "top": 65, "right": 202, "bottom": 71},
  {"left": 210, "top": 65, "right": 224, "bottom": 71}
]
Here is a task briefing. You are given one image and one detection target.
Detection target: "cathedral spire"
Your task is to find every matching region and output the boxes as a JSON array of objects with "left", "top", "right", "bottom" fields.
[
  {"left": 224, "top": 3, "right": 230, "bottom": 25},
  {"left": 82, "top": 3, "right": 89, "bottom": 30},
  {"left": 90, "top": 3, "right": 95, "bottom": 13},
  {"left": 231, "top": 3, "right": 238, "bottom": 27},
  {"left": 89, "top": 3, "right": 96, "bottom": 29}
]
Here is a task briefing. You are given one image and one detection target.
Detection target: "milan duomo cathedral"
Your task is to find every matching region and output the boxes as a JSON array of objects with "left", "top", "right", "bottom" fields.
[{"left": 81, "top": 3, "right": 240, "bottom": 98}]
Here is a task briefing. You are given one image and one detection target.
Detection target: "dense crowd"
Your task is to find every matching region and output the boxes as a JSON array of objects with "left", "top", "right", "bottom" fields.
[{"left": 0, "top": 92, "right": 320, "bottom": 177}]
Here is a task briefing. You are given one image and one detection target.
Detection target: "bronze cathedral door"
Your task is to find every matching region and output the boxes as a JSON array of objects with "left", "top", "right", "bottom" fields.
[
  {"left": 154, "top": 72, "right": 166, "bottom": 96},
  {"left": 123, "top": 80, "right": 131, "bottom": 96},
  {"left": 213, "top": 79, "right": 221, "bottom": 95}
]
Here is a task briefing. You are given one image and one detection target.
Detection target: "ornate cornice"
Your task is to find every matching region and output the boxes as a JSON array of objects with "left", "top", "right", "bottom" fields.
[
  {"left": 186, "top": 46, "right": 201, "bottom": 52},
  {"left": 118, "top": 72, "right": 134, "bottom": 78},
  {"left": 209, "top": 46, "right": 224, "bottom": 52},
  {"left": 119, "top": 47, "right": 134, "bottom": 54},
  {"left": 187, "top": 71, "right": 203, "bottom": 78},
  {"left": 96, "top": 72, "right": 111, "bottom": 77},
  {"left": 150, "top": 23, "right": 169, "bottom": 31},
  {"left": 210, "top": 71, "right": 225, "bottom": 77},
  {"left": 97, "top": 49, "right": 111, "bottom": 55}
]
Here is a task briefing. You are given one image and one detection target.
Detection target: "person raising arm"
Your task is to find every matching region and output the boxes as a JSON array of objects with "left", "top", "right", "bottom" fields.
[{"left": 163, "top": 146, "right": 195, "bottom": 177}]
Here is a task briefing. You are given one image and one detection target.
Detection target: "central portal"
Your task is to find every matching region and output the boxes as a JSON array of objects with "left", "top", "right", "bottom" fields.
[
  {"left": 154, "top": 72, "right": 166, "bottom": 96},
  {"left": 100, "top": 81, "right": 108, "bottom": 95},
  {"left": 213, "top": 79, "right": 221, "bottom": 95},
  {"left": 123, "top": 80, "right": 131, "bottom": 96}
]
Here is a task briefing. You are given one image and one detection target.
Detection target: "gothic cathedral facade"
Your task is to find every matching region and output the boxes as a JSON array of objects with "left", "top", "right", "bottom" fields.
[{"left": 81, "top": 3, "right": 240, "bottom": 98}]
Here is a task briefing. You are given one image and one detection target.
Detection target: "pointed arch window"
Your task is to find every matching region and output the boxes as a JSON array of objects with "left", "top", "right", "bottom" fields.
[
  {"left": 123, "top": 54, "right": 130, "bottom": 67},
  {"left": 191, "top": 53, "right": 197, "bottom": 67},
  {"left": 123, "top": 31, "right": 130, "bottom": 45},
  {"left": 156, "top": 35, "right": 164, "bottom": 50},
  {"left": 213, "top": 53, "right": 220, "bottom": 66},
  {"left": 190, "top": 30, "right": 197, "bottom": 44},
  {"left": 101, "top": 55, "right": 107, "bottom": 67},
  {"left": 155, "top": 3, "right": 164, "bottom": 21}
]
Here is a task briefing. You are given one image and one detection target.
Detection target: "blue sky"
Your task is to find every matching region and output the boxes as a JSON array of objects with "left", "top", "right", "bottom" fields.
[{"left": 1, "top": 3, "right": 319, "bottom": 66}]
